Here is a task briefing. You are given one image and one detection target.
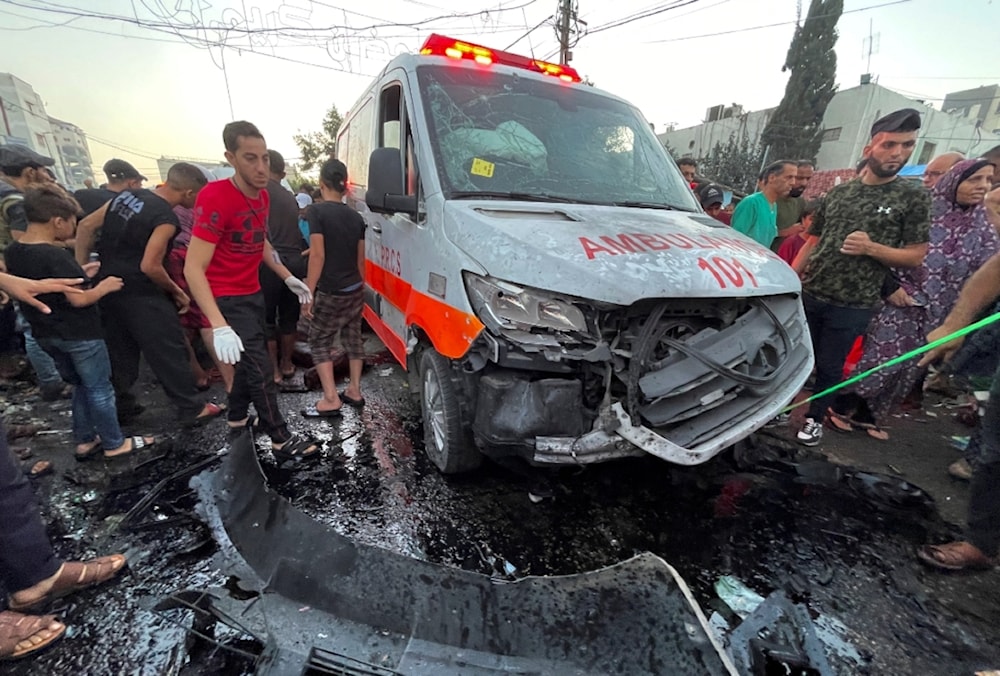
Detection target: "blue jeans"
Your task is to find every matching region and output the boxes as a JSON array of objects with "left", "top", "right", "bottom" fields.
[
  {"left": 39, "top": 338, "right": 124, "bottom": 449},
  {"left": 15, "top": 306, "right": 62, "bottom": 388}
]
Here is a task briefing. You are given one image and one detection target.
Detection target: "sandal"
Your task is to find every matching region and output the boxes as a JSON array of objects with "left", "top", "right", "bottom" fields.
[
  {"left": 8, "top": 555, "right": 127, "bottom": 611},
  {"left": 21, "top": 459, "right": 53, "bottom": 479},
  {"left": 6, "top": 424, "right": 42, "bottom": 442},
  {"left": 103, "top": 436, "right": 156, "bottom": 459},
  {"left": 181, "top": 402, "right": 226, "bottom": 429},
  {"left": 74, "top": 438, "right": 102, "bottom": 462},
  {"left": 0, "top": 611, "right": 65, "bottom": 661},
  {"left": 272, "top": 434, "right": 321, "bottom": 463},
  {"left": 301, "top": 404, "right": 342, "bottom": 419},
  {"left": 824, "top": 409, "right": 855, "bottom": 433},
  {"left": 227, "top": 414, "right": 259, "bottom": 435},
  {"left": 339, "top": 391, "right": 366, "bottom": 408},
  {"left": 917, "top": 541, "right": 998, "bottom": 571}
]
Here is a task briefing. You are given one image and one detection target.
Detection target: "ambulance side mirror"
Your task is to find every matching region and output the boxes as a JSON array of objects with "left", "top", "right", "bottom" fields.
[{"left": 366, "top": 148, "right": 417, "bottom": 217}]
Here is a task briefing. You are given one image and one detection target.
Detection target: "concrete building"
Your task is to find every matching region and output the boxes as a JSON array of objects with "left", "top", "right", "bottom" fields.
[
  {"left": 659, "top": 82, "right": 1000, "bottom": 171},
  {"left": 48, "top": 117, "right": 95, "bottom": 189},
  {"left": 0, "top": 73, "right": 95, "bottom": 189},
  {"left": 943, "top": 84, "right": 1000, "bottom": 136}
]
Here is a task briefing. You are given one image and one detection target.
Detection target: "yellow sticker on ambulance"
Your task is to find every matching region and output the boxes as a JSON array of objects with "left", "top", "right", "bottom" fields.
[{"left": 470, "top": 158, "right": 495, "bottom": 178}]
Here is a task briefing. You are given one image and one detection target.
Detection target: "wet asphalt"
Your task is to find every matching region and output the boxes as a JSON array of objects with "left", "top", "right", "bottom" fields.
[{"left": 2, "top": 332, "right": 1000, "bottom": 675}]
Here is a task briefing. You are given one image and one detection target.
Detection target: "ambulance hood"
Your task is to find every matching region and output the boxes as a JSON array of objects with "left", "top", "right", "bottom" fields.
[{"left": 443, "top": 201, "right": 801, "bottom": 307}]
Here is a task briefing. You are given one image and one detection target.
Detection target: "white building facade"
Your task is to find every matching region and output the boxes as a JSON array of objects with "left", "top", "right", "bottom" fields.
[
  {"left": 0, "top": 73, "right": 95, "bottom": 189},
  {"left": 659, "top": 83, "right": 1000, "bottom": 171}
]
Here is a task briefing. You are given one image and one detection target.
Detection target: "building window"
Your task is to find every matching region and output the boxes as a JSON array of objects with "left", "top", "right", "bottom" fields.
[
  {"left": 688, "top": 140, "right": 695, "bottom": 149},
  {"left": 917, "top": 141, "right": 937, "bottom": 165},
  {"left": 821, "top": 127, "right": 841, "bottom": 142},
  {"left": 995, "top": 100, "right": 1000, "bottom": 114}
]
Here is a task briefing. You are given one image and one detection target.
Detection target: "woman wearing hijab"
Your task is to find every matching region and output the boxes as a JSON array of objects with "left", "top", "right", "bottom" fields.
[{"left": 829, "top": 159, "right": 998, "bottom": 439}]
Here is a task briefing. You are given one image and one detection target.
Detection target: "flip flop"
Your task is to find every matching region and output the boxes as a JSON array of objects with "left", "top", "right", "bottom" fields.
[
  {"left": 103, "top": 436, "right": 157, "bottom": 460},
  {"left": 824, "top": 409, "right": 855, "bottom": 433},
  {"left": 917, "top": 542, "right": 998, "bottom": 571},
  {"left": 74, "top": 439, "right": 102, "bottom": 462},
  {"left": 181, "top": 402, "right": 226, "bottom": 429},
  {"left": 301, "top": 405, "right": 342, "bottom": 419},
  {"left": 339, "top": 391, "right": 366, "bottom": 408},
  {"left": 21, "top": 459, "right": 53, "bottom": 479}
]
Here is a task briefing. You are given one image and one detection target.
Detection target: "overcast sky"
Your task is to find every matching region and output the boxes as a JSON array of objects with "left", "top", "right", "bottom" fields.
[{"left": 1, "top": 0, "right": 996, "bottom": 179}]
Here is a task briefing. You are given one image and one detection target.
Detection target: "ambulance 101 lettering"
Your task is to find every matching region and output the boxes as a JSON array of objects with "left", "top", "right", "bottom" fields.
[{"left": 578, "top": 233, "right": 763, "bottom": 289}]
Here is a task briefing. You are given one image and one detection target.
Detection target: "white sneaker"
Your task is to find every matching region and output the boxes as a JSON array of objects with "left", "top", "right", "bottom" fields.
[
  {"left": 796, "top": 418, "right": 823, "bottom": 446},
  {"left": 766, "top": 412, "right": 791, "bottom": 428}
]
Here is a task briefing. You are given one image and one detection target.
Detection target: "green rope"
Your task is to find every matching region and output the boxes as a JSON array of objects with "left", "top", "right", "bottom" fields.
[{"left": 780, "top": 310, "right": 1000, "bottom": 414}]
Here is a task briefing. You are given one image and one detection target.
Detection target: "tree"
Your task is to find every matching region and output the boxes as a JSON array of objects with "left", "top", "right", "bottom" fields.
[
  {"left": 759, "top": 0, "right": 843, "bottom": 162},
  {"left": 293, "top": 105, "right": 343, "bottom": 171},
  {"left": 700, "top": 126, "right": 764, "bottom": 195}
]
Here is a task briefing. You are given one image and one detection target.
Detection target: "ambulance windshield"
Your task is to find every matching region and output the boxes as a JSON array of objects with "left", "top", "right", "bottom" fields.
[{"left": 417, "top": 65, "right": 699, "bottom": 211}]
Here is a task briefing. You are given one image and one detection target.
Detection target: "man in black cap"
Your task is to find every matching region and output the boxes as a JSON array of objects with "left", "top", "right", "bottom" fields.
[
  {"left": 0, "top": 145, "right": 56, "bottom": 261},
  {"left": 73, "top": 159, "right": 146, "bottom": 217},
  {"left": 792, "top": 108, "right": 931, "bottom": 447},
  {"left": 698, "top": 183, "right": 731, "bottom": 225},
  {"left": 0, "top": 144, "right": 69, "bottom": 400}
]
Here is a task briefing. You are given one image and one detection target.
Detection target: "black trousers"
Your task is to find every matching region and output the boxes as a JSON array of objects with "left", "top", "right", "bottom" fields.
[
  {"left": 0, "top": 420, "right": 61, "bottom": 596},
  {"left": 260, "top": 262, "right": 302, "bottom": 337},
  {"left": 968, "top": 361, "right": 1000, "bottom": 556},
  {"left": 218, "top": 293, "right": 290, "bottom": 443},
  {"left": 802, "top": 293, "right": 873, "bottom": 420},
  {"left": 101, "top": 292, "right": 205, "bottom": 421}
]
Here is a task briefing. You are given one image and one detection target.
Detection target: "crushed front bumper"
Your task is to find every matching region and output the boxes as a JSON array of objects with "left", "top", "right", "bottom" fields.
[{"left": 532, "top": 295, "right": 813, "bottom": 466}]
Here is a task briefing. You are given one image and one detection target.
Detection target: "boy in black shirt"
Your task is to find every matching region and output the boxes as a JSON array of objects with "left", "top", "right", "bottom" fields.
[
  {"left": 75, "top": 162, "right": 222, "bottom": 427},
  {"left": 5, "top": 185, "right": 155, "bottom": 459}
]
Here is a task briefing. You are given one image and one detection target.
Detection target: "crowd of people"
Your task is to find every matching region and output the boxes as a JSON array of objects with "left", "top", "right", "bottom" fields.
[
  {"left": 684, "top": 108, "right": 1000, "bottom": 573},
  {"left": 3, "top": 105, "right": 1000, "bottom": 659},
  {"left": 0, "top": 120, "right": 369, "bottom": 660}
]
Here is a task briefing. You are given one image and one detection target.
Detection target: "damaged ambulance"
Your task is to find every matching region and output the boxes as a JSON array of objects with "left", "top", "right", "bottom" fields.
[{"left": 337, "top": 34, "right": 813, "bottom": 473}]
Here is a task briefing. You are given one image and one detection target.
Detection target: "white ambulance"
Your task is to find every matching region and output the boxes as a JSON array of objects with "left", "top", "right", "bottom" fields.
[{"left": 337, "top": 34, "right": 813, "bottom": 473}]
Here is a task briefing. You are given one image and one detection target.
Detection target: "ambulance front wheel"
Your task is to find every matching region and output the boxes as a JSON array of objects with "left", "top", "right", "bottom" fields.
[{"left": 420, "top": 350, "right": 482, "bottom": 474}]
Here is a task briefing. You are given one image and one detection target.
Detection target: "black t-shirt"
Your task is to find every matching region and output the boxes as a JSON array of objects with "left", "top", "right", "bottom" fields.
[
  {"left": 306, "top": 202, "right": 366, "bottom": 294},
  {"left": 96, "top": 189, "right": 178, "bottom": 295},
  {"left": 265, "top": 179, "right": 305, "bottom": 256},
  {"left": 4, "top": 241, "right": 102, "bottom": 341},
  {"left": 73, "top": 188, "right": 117, "bottom": 217}
]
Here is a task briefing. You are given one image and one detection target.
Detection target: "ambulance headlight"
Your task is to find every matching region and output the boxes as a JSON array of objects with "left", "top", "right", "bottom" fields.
[{"left": 464, "top": 273, "right": 588, "bottom": 333}]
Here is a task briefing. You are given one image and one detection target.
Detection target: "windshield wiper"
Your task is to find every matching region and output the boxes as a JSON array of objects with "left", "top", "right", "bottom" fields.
[
  {"left": 451, "top": 191, "right": 583, "bottom": 204},
  {"left": 612, "top": 201, "right": 695, "bottom": 212}
]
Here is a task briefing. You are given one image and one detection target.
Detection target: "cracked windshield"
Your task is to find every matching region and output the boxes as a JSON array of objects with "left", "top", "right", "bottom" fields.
[{"left": 418, "top": 65, "right": 699, "bottom": 210}]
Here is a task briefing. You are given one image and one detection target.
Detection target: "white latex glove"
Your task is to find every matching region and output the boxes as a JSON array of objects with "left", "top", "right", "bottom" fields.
[
  {"left": 284, "top": 276, "right": 312, "bottom": 305},
  {"left": 212, "top": 326, "right": 245, "bottom": 365}
]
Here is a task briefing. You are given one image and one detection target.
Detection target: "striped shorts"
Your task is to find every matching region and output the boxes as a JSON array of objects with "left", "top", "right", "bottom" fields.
[{"left": 308, "top": 289, "right": 365, "bottom": 363}]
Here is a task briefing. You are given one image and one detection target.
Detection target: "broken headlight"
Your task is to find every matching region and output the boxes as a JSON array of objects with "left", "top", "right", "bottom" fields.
[{"left": 463, "top": 272, "right": 587, "bottom": 333}]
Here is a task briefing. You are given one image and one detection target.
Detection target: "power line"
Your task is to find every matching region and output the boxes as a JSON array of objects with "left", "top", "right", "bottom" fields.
[
  {"left": 643, "top": 0, "right": 911, "bottom": 44},
  {"left": 1, "top": 0, "right": 540, "bottom": 35},
  {"left": 587, "top": 0, "right": 701, "bottom": 36}
]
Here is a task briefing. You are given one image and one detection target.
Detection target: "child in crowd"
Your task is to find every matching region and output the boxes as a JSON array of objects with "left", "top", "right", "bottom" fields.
[
  {"left": 777, "top": 199, "right": 821, "bottom": 266},
  {"left": 4, "top": 184, "right": 155, "bottom": 459}
]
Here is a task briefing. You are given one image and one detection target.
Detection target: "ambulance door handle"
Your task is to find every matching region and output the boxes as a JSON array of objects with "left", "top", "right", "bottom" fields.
[{"left": 371, "top": 223, "right": 382, "bottom": 233}]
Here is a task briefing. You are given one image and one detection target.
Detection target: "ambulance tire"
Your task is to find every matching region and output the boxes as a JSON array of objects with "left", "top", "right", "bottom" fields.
[{"left": 420, "top": 350, "right": 482, "bottom": 474}]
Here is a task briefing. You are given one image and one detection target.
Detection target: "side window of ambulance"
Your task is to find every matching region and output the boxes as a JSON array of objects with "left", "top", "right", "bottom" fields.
[
  {"left": 346, "top": 99, "right": 374, "bottom": 190},
  {"left": 379, "top": 84, "right": 418, "bottom": 197}
]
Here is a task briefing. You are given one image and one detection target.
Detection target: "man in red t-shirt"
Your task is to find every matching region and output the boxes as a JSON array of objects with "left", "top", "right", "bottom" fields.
[{"left": 184, "top": 121, "right": 319, "bottom": 463}]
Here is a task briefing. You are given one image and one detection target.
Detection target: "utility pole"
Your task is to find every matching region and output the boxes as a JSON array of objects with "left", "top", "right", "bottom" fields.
[{"left": 555, "top": 0, "right": 577, "bottom": 65}]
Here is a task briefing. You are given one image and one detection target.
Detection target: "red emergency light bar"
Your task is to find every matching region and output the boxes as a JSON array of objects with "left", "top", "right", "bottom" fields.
[{"left": 420, "top": 34, "right": 582, "bottom": 83}]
